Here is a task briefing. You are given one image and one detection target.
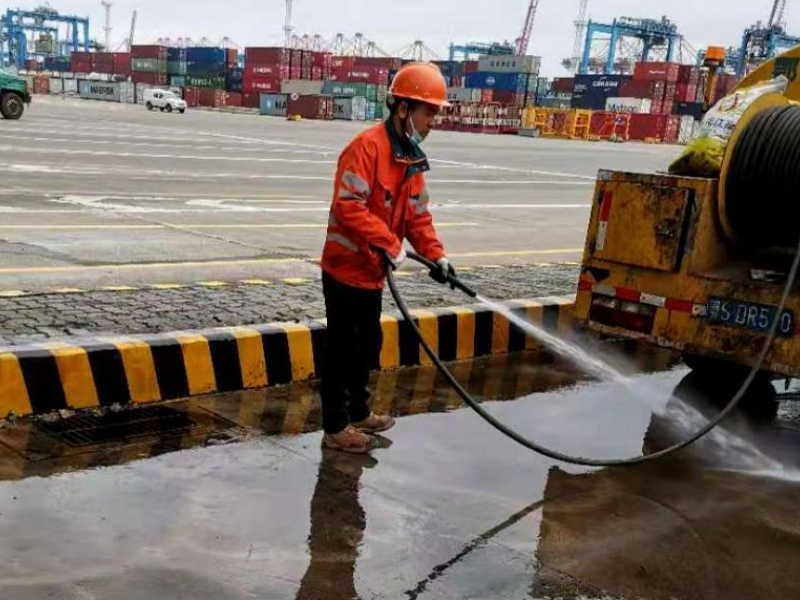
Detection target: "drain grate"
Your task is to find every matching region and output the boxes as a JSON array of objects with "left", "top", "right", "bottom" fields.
[{"left": 37, "top": 405, "right": 204, "bottom": 447}]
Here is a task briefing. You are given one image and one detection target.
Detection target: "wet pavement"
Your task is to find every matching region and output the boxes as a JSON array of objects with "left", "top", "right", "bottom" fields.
[{"left": 0, "top": 342, "right": 799, "bottom": 599}]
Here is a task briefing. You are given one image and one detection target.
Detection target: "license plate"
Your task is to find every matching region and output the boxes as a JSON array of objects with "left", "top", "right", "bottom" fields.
[{"left": 707, "top": 298, "right": 794, "bottom": 337}]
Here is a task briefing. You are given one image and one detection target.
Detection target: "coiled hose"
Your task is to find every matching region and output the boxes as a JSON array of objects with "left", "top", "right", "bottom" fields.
[{"left": 387, "top": 106, "right": 800, "bottom": 467}]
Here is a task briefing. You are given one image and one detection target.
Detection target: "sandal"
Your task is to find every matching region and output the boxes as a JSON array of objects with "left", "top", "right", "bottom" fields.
[{"left": 351, "top": 412, "right": 396, "bottom": 434}]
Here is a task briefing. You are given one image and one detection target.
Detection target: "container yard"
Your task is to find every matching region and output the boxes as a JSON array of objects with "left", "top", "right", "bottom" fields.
[{"left": 4, "top": 2, "right": 800, "bottom": 600}]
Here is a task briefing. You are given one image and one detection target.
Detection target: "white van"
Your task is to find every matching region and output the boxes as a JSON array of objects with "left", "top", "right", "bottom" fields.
[{"left": 143, "top": 89, "right": 187, "bottom": 114}]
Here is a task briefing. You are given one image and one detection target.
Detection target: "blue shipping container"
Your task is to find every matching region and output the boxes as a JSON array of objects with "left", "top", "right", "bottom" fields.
[
  {"left": 186, "top": 47, "right": 226, "bottom": 63},
  {"left": 227, "top": 67, "right": 243, "bottom": 82},
  {"left": 464, "top": 71, "right": 530, "bottom": 92},
  {"left": 187, "top": 61, "right": 227, "bottom": 76},
  {"left": 167, "top": 47, "right": 187, "bottom": 61},
  {"left": 571, "top": 75, "right": 632, "bottom": 110}
]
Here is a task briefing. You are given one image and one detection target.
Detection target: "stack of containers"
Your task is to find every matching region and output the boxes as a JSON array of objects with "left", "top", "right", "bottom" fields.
[
  {"left": 186, "top": 47, "right": 227, "bottom": 89},
  {"left": 287, "top": 94, "right": 334, "bottom": 119},
  {"left": 311, "top": 52, "right": 333, "bottom": 80},
  {"left": 290, "top": 49, "right": 303, "bottom": 79},
  {"left": 93, "top": 52, "right": 114, "bottom": 74},
  {"left": 433, "top": 61, "right": 464, "bottom": 87},
  {"left": 244, "top": 47, "right": 290, "bottom": 96},
  {"left": 464, "top": 54, "right": 541, "bottom": 106},
  {"left": 260, "top": 93, "right": 288, "bottom": 117},
  {"left": 131, "top": 45, "right": 168, "bottom": 85},
  {"left": 167, "top": 47, "right": 187, "bottom": 87},
  {"left": 113, "top": 52, "right": 131, "bottom": 76},
  {"left": 227, "top": 67, "right": 244, "bottom": 93}
]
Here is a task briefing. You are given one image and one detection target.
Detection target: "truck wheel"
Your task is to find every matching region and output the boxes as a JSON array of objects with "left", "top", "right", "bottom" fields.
[
  {"left": 683, "top": 353, "right": 779, "bottom": 421},
  {"left": 146, "top": 101, "right": 154, "bottom": 111},
  {"left": 159, "top": 106, "right": 165, "bottom": 112},
  {"left": 179, "top": 108, "right": 185, "bottom": 114},
  {"left": 0, "top": 92, "right": 25, "bottom": 120},
  {"left": 165, "top": 104, "right": 173, "bottom": 113}
]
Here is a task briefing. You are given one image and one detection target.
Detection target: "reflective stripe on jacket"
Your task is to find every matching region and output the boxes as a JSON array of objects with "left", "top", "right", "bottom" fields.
[{"left": 321, "top": 121, "right": 445, "bottom": 290}]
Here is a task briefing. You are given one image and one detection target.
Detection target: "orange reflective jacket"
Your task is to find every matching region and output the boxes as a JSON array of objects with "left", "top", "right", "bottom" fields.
[{"left": 321, "top": 121, "right": 446, "bottom": 290}]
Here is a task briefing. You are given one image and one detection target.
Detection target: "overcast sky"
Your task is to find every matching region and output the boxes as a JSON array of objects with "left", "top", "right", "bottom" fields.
[{"left": 37, "top": 0, "right": 798, "bottom": 75}]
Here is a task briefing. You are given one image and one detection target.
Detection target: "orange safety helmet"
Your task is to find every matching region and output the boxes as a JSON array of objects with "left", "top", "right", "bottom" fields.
[{"left": 389, "top": 62, "right": 451, "bottom": 108}]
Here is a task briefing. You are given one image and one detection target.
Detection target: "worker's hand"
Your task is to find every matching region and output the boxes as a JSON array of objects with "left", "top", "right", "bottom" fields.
[
  {"left": 386, "top": 247, "right": 407, "bottom": 271},
  {"left": 429, "top": 257, "right": 457, "bottom": 289}
]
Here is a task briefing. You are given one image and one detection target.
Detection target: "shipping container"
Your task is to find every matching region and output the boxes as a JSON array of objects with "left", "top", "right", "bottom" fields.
[
  {"left": 132, "top": 58, "right": 165, "bottom": 73},
  {"left": 287, "top": 94, "right": 334, "bottom": 120},
  {"left": 478, "top": 54, "right": 540, "bottom": 74},
  {"left": 633, "top": 62, "right": 680, "bottom": 82},
  {"left": 605, "top": 97, "right": 653, "bottom": 113},
  {"left": 571, "top": 74, "right": 632, "bottom": 109},
  {"left": 245, "top": 63, "right": 289, "bottom": 78},
  {"left": 551, "top": 77, "right": 574, "bottom": 94},
  {"left": 184, "top": 86, "right": 201, "bottom": 107},
  {"left": 259, "top": 93, "right": 288, "bottom": 116},
  {"left": 185, "top": 75, "right": 226, "bottom": 89},
  {"left": 167, "top": 48, "right": 187, "bottom": 62},
  {"left": 332, "top": 66, "right": 390, "bottom": 85},
  {"left": 170, "top": 76, "right": 186, "bottom": 87},
  {"left": 225, "top": 91, "right": 242, "bottom": 107},
  {"left": 48, "top": 77, "right": 64, "bottom": 94},
  {"left": 112, "top": 53, "right": 131, "bottom": 75},
  {"left": 32, "top": 76, "right": 49, "bottom": 94},
  {"left": 44, "top": 56, "right": 70, "bottom": 72},
  {"left": 628, "top": 114, "right": 668, "bottom": 140},
  {"left": 281, "top": 79, "right": 325, "bottom": 95},
  {"left": 131, "top": 72, "right": 168, "bottom": 86},
  {"left": 463, "top": 61, "right": 479, "bottom": 74},
  {"left": 131, "top": 45, "right": 168, "bottom": 60},
  {"left": 63, "top": 78, "right": 78, "bottom": 94},
  {"left": 618, "top": 79, "right": 666, "bottom": 100},
  {"left": 492, "top": 89, "right": 525, "bottom": 105},
  {"left": 197, "top": 88, "right": 227, "bottom": 107},
  {"left": 322, "top": 81, "right": 378, "bottom": 101},
  {"left": 242, "top": 93, "right": 260, "bottom": 108},
  {"left": 93, "top": 52, "right": 114, "bottom": 73},
  {"left": 465, "top": 71, "right": 531, "bottom": 92},
  {"left": 446, "top": 87, "right": 482, "bottom": 103},
  {"left": 677, "top": 115, "right": 697, "bottom": 144},
  {"left": 167, "top": 61, "right": 187, "bottom": 75},
  {"left": 677, "top": 64, "right": 701, "bottom": 85},
  {"left": 243, "top": 73, "right": 282, "bottom": 94},
  {"left": 70, "top": 52, "right": 94, "bottom": 73},
  {"left": 331, "top": 56, "right": 356, "bottom": 70},
  {"left": 226, "top": 49, "right": 239, "bottom": 68},
  {"left": 333, "top": 95, "right": 368, "bottom": 120},
  {"left": 78, "top": 80, "right": 135, "bottom": 103},
  {"left": 245, "top": 47, "right": 290, "bottom": 64}
]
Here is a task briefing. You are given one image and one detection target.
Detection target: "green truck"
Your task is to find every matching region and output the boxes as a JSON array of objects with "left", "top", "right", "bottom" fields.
[{"left": 0, "top": 68, "right": 31, "bottom": 119}]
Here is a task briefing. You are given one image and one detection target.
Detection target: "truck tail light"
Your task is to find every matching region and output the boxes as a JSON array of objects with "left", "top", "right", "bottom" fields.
[{"left": 589, "top": 295, "right": 656, "bottom": 334}]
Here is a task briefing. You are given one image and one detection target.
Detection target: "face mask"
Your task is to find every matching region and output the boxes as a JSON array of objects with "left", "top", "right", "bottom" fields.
[{"left": 406, "top": 115, "right": 427, "bottom": 146}]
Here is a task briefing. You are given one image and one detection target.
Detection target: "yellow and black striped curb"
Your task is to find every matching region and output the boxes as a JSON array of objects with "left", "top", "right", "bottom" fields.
[{"left": 0, "top": 296, "right": 575, "bottom": 419}]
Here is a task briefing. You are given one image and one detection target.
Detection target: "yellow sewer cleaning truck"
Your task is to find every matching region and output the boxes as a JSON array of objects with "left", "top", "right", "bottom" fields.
[{"left": 574, "top": 46, "right": 800, "bottom": 385}]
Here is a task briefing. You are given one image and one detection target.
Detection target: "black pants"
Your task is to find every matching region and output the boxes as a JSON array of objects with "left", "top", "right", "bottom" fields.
[{"left": 321, "top": 271, "right": 383, "bottom": 434}]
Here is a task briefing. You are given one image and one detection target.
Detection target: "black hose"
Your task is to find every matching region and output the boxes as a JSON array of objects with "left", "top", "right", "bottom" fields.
[{"left": 388, "top": 107, "right": 800, "bottom": 466}]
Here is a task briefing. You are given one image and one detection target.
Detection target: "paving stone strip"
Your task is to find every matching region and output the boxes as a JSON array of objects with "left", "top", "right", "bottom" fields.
[{"left": 0, "top": 264, "right": 580, "bottom": 346}]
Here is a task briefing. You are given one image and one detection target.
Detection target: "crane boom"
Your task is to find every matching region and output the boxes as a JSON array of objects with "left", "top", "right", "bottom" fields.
[
  {"left": 127, "top": 9, "right": 136, "bottom": 51},
  {"left": 515, "top": 0, "right": 540, "bottom": 56},
  {"left": 769, "top": 0, "right": 787, "bottom": 28}
]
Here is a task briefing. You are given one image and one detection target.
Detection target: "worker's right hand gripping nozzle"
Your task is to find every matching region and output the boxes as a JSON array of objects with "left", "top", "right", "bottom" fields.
[{"left": 428, "top": 258, "right": 478, "bottom": 298}]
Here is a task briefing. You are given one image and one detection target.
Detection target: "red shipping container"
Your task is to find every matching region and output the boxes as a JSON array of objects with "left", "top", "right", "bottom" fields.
[
  {"left": 551, "top": 77, "right": 574, "bottom": 94},
  {"left": 463, "top": 61, "right": 479, "bottom": 74},
  {"left": 618, "top": 79, "right": 666, "bottom": 101},
  {"left": 132, "top": 72, "right": 168, "bottom": 85},
  {"left": 71, "top": 51, "right": 94, "bottom": 72},
  {"left": 629, "top": 114, "right": 668, "bottom": 140},
  {"left": 481, "top": 89, "right": 494, "bottom": 103},
  {"left": 312, "top": 52, "right": 333, "bottom": 68},
  {"left": 113, "top": 52, "right": 131, "bottom": 75},
  {"left": 664, "top": 116, "right": 681, "bottom": 143},
  {"left": 224, "top": 92, "right": 242, "bottom": 107},
  {"left": 286, "top": 94, "right": 334, "bottom": 119},
  {"left": 243, "top": 73, "right": 282, "bottom": 94},
  {"left": 492, "top": 89, "right": 524, "bottom": 105},
  {"left": 633, "top": 62, "right": 680, "bottom": 82},
  {"left": 675, "top": 83, "right": 698, "bottom": 102},
  {"left": 353, "top": 56, "right": 403, "bottom": 71},
  {"left": 649, "top": 99, "right": 664, "bottom": 114},
  {"left": 245, "top": 63, "right": 289, "bottom": 78},
  {"left": 660, "top": 100, "right": 675, "bottom": 115},
  {"left": 342, "top": 66, "right": 390, "bottom": 85},
  {"left": 331, "top": 56, "right": 356, "bottom": 70},
  {"left": 245, "top": 47, "right": 290, "bottom": 64},
  {"left": 184, "top": 86, "right": 201, "bottom": 107},
  {"left": 677, "top": 65, "right": 700, "bottom": 85},
  {"left": 290, "top": 49, "right": 303, "bottom": 70},
  {"left": 199, "top": 88, "right": 226, "bottom": 107},
  {"left": 242, "top": 92, "right": 260, "bottom": 108},
  {"left": 93, "top": 52, "right": 114, "bottom": 73},
  {"left": 131, "top": 45, "right": 167, "bottom": 60},
  {"left": 32, "top": 76, "right": 49, "bottom": 94}
]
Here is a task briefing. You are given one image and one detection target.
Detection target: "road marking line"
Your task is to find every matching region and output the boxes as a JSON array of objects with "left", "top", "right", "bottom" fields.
[
  {"left": 0, "top": 257, "right": 304, "bottom": 274},
  {"left": 101, "top": 285, "right": 138, "bottom": 291},
  {"left": 0, "top": 290, "right": 26, "bottom": 297},
  {"left": 198, "top": 281, "right": 229, "bottom": 287},
  {"left": 148, "top": 283, "right": 185, "bottom": 289},
  {"left": 240, "top": 279, "right": 273, "bottom": 286},
  {"left": 282, "top": 278, "right": 312, "bottom": 286},
  {"left": 51, "top": 288, "right": 85, "bottom": 293}
]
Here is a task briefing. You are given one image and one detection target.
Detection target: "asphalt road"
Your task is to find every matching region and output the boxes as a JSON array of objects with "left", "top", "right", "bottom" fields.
[{"left": 0, "top": 95, "right": 679, "bottom": 292}]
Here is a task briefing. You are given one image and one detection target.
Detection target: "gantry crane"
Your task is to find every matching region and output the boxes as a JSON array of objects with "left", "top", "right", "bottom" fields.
[
  {"left": 737, "top": 0, "right": 800, "bottom": 76},
  {"left": 515, "top": 0, "right": 540, "bottom": 56}
]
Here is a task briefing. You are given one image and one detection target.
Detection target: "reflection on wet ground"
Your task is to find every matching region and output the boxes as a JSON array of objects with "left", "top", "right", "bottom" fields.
[{"left": 0, "top": 342, "right": 799, "bottom": 599}]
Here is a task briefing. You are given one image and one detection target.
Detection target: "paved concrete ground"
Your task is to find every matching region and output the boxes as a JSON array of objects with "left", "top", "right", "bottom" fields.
[
  {"left": 0, "top": 345, "right": 798, "bottom": 599},
  {"left": 0, "top": 263, "right": 579, "bottom": 346},
  {"left": 0, "top": 95, "right": 679, "bottom": 292}
]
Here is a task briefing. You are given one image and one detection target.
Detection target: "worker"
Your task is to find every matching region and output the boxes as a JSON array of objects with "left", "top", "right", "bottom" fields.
[{"left": 320, "top": 62, "right": 456, "bottom": 454}]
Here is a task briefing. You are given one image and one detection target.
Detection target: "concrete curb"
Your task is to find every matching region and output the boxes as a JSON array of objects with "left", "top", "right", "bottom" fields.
[{"left": 0, "top": 297, "right": 575, "bottom": 419}]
